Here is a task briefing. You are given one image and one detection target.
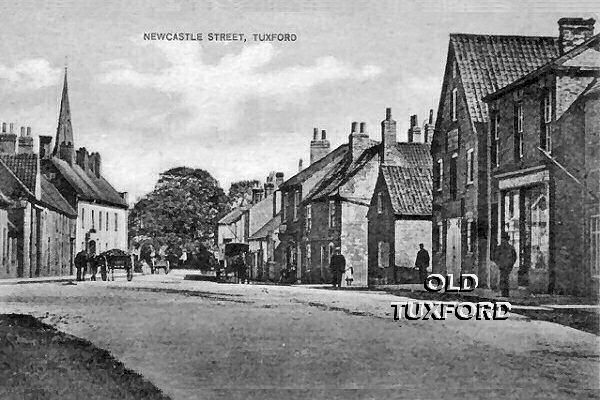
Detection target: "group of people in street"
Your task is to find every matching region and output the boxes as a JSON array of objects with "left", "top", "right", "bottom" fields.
[
  {"left": 328, "top": 234, "right": 517, "bottom": 297},
  {"left": 74, "top": 249, "right": 107, "bottom": 281}
]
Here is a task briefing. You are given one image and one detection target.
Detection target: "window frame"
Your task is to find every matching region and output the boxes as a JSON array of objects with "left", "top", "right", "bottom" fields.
[
  {"left": 451, "top": 88, "right": 458, "bottom": 121},
  {"left": 437, "top": 221, "right": 444, "bottom": 253},
  {"left": 450, "top": 153, "right": 458, "bottom": 200},
  {"left": 466, "top": 148, "right": 474, "bottom": 184},
  {"left": 293, "top": 190, "right": 299, "bottom": 221},
  {"left": 437, "top": 159, "right": 443, "bottom": 192},
  {"left": 377, "top": 192, "right": 383, "bottom": 214},
  {"left": 328, "top": 200, "right": 336, "bottom": 228},
  {"left": 305, "top": 204, "right": 312, "bottom": 232}
]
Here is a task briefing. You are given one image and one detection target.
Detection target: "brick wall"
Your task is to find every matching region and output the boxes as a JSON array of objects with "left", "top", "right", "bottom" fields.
[
  {"left": 341, "top": 202, "right": 369, "bottom": 287},
  {"left": 367, "top": 175, "right": 395, "bottom": 284},
  {"left": 432, "top": 52, "right": 482, "bottom": 277},
  {"left": 395, "top": 219, "right": 432, "bottom": 270}
]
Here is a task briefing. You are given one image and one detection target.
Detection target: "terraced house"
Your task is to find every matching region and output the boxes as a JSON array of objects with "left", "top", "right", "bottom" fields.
[
  {"left": 431, "top": 20, "right": 568, "bottom": 288},
  {"left": 278, "top": 108, "right": 432, "bottom": 286},
  {"left": 0, "top": 124, "right": 77, "bottom": 279},
  {"left": 484, "top": 19, "right": 599, "bottom": 296}
]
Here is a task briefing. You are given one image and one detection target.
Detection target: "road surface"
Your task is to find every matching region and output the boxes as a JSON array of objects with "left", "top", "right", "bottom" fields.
[{"left": 1, "top": 271, "right": 598, "bottom": 400}]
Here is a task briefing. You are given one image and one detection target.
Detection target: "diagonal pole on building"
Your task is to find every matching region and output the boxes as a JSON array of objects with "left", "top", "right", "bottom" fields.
[{"left": 537, "top": 147, "right": 598, "bottom": 201}]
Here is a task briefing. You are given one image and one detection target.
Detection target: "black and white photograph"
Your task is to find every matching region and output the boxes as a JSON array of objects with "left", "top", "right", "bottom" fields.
[{"left": 0, "top": 1, "right": 599, "bottom": 399}]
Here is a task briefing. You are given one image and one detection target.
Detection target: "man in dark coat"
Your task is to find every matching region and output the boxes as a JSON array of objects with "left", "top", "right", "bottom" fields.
[
  {"left": 415, "top": 244, "right": 430, "bottom": 283},
  {"left": 74, "top": 250, "right": 87, "bottom": 281},
  {"left": 329, "top": 247, "right": 346, "bottom": 288},
  {"left": 88, "top": 253, "right": 98, "bottom": 281},
  {"left": 492, "top": 232, "right": 517, "bottom": 297}
]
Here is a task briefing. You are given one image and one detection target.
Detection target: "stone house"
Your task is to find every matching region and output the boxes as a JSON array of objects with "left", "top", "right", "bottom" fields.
[
  {"left": 484, "top": 21, "right": 599, "bottom": 296},
  {"left": 367, "top": 163, "right": 432, "bottom": 285},
  {"left": 0, "top": 125, "right": 77, "bottom": 279},
  {"left": 0, "top": 189, "right": 16, "bottom": 277},
  {"left": 41, "top": 69, "right": 129, "bottom": 256},
  {"left": 431, "top": 24, "right": 564, "bottom": 288},
  {"left": 279, "top": 108, "right": 432, "bottom": 286}
]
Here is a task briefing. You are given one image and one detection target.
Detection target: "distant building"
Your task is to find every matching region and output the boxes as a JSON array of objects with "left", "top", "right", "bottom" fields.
[
  {"left": 484, "top": 21, "right": 599, "bottom": 295},
  {"left": 0, "top": 124, "right": 77, "bottom": 279},
  {"left": 278, "top": 108, "right": 431, "bottom": 286},
  {"left": 0, "top": 189, "right": 15, "bottom": 276},
  {"left": 217, "top": 172, "right": 284, "bottom": 276},
  {"left": 367, "top": 164, "right": 432, "bottom": 285},
  {"left": 41, "top": 69, "right": 128, "bottom": 255}
]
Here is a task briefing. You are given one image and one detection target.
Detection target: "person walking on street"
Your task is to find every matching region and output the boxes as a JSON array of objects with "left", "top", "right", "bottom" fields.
[
  {"left": 89, "top": 253, "right": 98, "bottom": 281},
  {"left": 74, "top": 250, "right": 87, "bottom": 281},
  {"left": 492, "top": 232, "right": 517, "bottom": 297},
  {"left": 329, "top": 247, "right": 346, "bottom": 288},
  {"left": 415, "top": 243, "right": 430, "bottom": 283}
]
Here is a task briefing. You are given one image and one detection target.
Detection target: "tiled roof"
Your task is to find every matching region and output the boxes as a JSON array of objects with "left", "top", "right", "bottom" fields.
[
  {"left": 485, "top": 34, "right": 600, "bottom": 101},
  {"left": 381, "top": 165, "right": 432, "bottom": 217},
  {"left": 218, "top": 207, "right": 245, "bottom": 225},
  {"left": 450, "top": 34, "right": 559, "bottom": 122},
  {"left": 0, "top": 153, "right": 38, "bottom": 193},
  {"left": 249, "top": 213, "right": 281, "bottom": 240},
  {"left": 279, "top": 145, "right": 349, "bottom": 189},
  {"left": 306, "top": 142, "right": 432, "bottom": 202},
  {"left": 50, "top": 158, "right": 128, "bottom": 208},
  {"left": 40, "top": 175, "right": 77, "bottom": 217}
]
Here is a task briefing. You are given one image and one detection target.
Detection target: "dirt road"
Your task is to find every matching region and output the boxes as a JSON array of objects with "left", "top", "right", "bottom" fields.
[{"left": 1, "top": 271, "right": 598, "bottom": 400}]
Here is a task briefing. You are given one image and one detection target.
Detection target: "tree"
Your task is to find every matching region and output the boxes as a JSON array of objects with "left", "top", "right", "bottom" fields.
[
  {"left": 129, "top": 167, "right": 230, "bottom": 266},
  {"left": 228, "top": 179, "right": 260, "bottom": 208}
]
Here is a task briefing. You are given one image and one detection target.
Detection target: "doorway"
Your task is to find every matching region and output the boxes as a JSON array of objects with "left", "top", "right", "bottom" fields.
[{"left": 446, "top": 218, "right": 462, "bottom": 283}]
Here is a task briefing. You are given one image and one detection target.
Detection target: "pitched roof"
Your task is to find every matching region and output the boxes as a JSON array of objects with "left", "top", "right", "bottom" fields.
[
  {"left": 450, "top": 34, "right": 559, "bottom": 122},
  {"left": 306, "top": 142, "right": 431, "bottom": 202},
  {"left": 0, "top": 153, "right": 37, "bottom": 193},
  {"left": 40, "top": 175, "right": 77, "bottom": 217},
  {"left": 380, "top": 165, "right": 432, "bottom": 217},
  {"left": 484, "top": 34, "right": 600, "bottom": 101},
  {"left": 50, "top": 157, "right": 128, "bottom": 208},
  {"left": 279, "top": 144, "right": 349, "bottom": 189},
  {"left": 218, "top": 207, "right": 245, "bottom": 225},
  {"left": 249, "top": 213, "right": 281, "bottom": 240}
]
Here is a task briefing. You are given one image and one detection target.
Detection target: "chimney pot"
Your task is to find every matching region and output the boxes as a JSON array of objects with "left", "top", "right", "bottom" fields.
[
  {"left": 20, "top": 127, "right": 25, "bottom": 137},
  {"left": 1, "top": 123, "right": 5, "bottom": 133},
  {"left": 313, "top": 127, "right": 318, "bottom": 141},
  {"left": 26, "top": 127, "right": 31, "bottom": 136},
  {"left": 359, "top": 122, "right": 366, "bottom": 134},
  {"left": 410, "top": 115, "right": 418, "bottom": 128},
  {"left": 298, "top": 158, "right": 303, "bottom": 172},
  {"left": 351, "top": 121, "right": 358, "bottom": 134},
  {"left": 428, "top": 109, "right": 434, "bottom": 124},
  {"left": 558, "top": 17, "right": 595, "bottom": 54},
  {"left": 321, "top": 129, "right": 326, "bottom": 140},
  {"left": 386, "top": 107, "right": 392, "bottom": 120},
  {"left": 9, "top": 123, "right": 14, "bottom": 134}
]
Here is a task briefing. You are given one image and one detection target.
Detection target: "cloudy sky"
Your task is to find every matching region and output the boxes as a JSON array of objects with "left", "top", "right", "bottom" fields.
[{"left": 0, "top": 0, "right": 597, "bottom": 201}]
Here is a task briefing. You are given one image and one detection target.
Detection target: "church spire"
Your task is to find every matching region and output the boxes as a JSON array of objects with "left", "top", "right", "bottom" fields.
[{"left": 54, "top": 66, "right": 75, "bottom": 159}]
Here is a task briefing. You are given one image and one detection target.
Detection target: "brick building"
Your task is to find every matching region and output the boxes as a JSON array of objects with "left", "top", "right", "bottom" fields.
[
  {"left": 279, "top": 108, "right": 431, "bottom": 286},
  {"left": 431, "top": 26, "right": 562, "bottom": 287},
  {"left": 484, "top": 20, "right": 599, "bottom": 295},
  {"left": 0, "top": 124, "right": 77, "bottom": 279},
  {"left": 41, "top": 69, "right": 129, "bottom": 256},
  {"left": 367, "top": 162, "right": 432, "bottom": 285}
]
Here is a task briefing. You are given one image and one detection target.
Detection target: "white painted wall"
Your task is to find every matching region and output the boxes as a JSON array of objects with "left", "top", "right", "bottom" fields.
[{"left": 76, "top": 201, "right": 128, "bottom": 254}]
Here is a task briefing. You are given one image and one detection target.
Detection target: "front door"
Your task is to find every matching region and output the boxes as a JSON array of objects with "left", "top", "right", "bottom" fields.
[{"left": 446, "top": 218, "right": 462, "bottom": 282}]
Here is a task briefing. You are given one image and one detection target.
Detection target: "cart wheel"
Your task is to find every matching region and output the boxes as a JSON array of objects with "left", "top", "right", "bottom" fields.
[{"left": 127, "top": 267, "right": 133, "bottom": 281}]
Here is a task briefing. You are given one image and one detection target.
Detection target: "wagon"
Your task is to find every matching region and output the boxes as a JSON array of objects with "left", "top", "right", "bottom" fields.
[
  {"left": 98, "top": 249, "right": 133, "bottom": 281},
  {"left": 151, "top": 257, "right": 170, "bottom": 275}
]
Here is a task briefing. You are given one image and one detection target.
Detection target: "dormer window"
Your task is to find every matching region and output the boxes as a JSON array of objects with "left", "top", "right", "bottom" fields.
[{"left": 451, "top": 88, "right": 458, "bottom": 121}]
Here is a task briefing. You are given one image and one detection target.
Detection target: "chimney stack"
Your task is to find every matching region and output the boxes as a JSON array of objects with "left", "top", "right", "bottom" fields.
[
  {"left": 251, "top": 188, "right": 265, "bottom": 204},
  {"left": 76, "top": 147, "right": 89, "bottom": 170},
  {"left": 349, "top": 121, "right": 370, "bottom": 161},
  {"left": 59, "top": 142, "right": 74, "bottom": 164},
  {"left": 17, "top": 126, "right": 34, "bottom": 154},
  {"left": 89, "top": 152, "right": 102, "bottom": 178},
  {"left": 264, "top": 182, "right": 275, "bottom": 197},
  {"left": 275, "top": 172, "right": 284, "bottom": 188},
  {"left": 381, "top": 107, "right": 397, "bottom": 164},
  {"left": 39, "top": 136, "right": 53, "bottom": 159},
  {"left": 423, "top": 109, "right": 435, "bottom": 144},
  {"left": 0, "top": 122, "right": 17, "bottom": 154},
  {"left": 558, "top": 17, "right": 595, "bottom": 54},
  {"left": 310, "top": 127, "right": 331, "bottom": 164},
  {"left": 407, "top": 115, "right": 422, "bottom": 143}
]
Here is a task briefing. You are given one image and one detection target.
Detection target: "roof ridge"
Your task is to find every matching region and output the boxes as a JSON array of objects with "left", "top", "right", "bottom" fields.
[{"left": 450, "top": 33, "right": 556, "bottom": 40}]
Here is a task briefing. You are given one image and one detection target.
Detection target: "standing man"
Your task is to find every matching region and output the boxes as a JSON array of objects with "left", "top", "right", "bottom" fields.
[
  {"left": 74, "top": 249, "right": 87, "bottom": 281},
  {"left": 415, "top": 243, "right": 430, "bottom": 283},
  {"left": 88, "top": 252, "right": 98, "bottom": 281},
  {"left": 492, "top": 232, "right": 517, "bottom": 297},
  {"left": 329, "top": 247, "right": 346, "bottom": 288}
]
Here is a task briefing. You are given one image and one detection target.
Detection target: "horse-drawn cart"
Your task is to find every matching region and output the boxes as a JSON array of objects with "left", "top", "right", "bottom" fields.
[{"left": 99, "top": 249, "right": 133, "bottom": 281}]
